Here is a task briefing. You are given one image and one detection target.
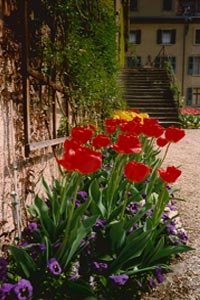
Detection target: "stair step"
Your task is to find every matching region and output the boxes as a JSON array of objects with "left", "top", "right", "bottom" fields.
[{"left": 120, "top": 67, "right": 179, "bottom": 126}]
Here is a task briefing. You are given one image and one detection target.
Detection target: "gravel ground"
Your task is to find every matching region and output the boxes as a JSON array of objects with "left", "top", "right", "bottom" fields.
[{"left": 144, "top": 129, "right": 200, "bottom": 300}]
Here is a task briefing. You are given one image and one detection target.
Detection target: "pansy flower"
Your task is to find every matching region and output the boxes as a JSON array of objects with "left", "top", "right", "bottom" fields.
[
  {"left": 14, "top": 279, "right": 33, "bottom": 300},
  {"left": 0, "top": 283, "right": 15, "bottom": 300},
  {"left": 47, "top": 258, "right": 62, "bottom": 275},
  {"left": 109, "top": 274, "right": 129, "bottom": 286}
]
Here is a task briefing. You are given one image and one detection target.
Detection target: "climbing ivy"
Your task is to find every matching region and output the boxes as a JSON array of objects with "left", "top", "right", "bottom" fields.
[{"left": 32, "top": 0, "right": 125, "bottom": 129}]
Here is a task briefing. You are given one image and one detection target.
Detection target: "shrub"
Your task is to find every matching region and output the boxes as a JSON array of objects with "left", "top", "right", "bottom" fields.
[{"left": 179, "top": 107, "right": 200, "bottom": 128}]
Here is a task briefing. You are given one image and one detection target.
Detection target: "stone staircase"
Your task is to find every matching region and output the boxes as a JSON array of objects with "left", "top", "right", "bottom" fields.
[{"left": 119, "top": 68, "right": 180, "bottom": 127}]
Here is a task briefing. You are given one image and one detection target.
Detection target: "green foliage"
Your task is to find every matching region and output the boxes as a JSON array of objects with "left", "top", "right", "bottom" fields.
[
  {"left": 179, "top": 113, "right": 200, "bottom": 128},
  {"left": 163, "top": 60, "right": 181, "bottom": 108},
  {"left": 38, "top": 0, "right": 124, "bottom": 128}
]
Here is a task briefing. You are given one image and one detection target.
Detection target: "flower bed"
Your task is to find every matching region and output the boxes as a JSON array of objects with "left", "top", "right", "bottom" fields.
[
  {"left": 179, "top": 107, "right": 200, "bottom": 128},
  {"left": 0, "top": 114, "right": 192, "bottom": 300}
]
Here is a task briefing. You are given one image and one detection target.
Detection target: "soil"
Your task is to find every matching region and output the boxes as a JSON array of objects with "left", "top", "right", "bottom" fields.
[{"left": 144, "top": 129, "right": 200, "bottom": 300}]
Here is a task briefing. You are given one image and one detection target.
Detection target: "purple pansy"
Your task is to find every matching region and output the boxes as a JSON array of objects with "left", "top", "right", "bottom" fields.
[
  {"left": 47, "top": 258, "right": 62, "bottom": 275},
  {"left": 169, "top": 236, "right": 178, "bottom": 244},
  {"left": 14, "top": 279, "right": 33, "bottom": 300},
  {"left": 27, "top": 222, "right": 38, "bottom": 231},
  {"left": 39, "top": 244, "right": 46, "bottom": 251},
  {"left": 155, "top": 268, "right": 164, "bottom": 283},
  {"left": 161, "top": 213, "right": 169, "bottom": 222},
  {"left": 179, "top": 230, "right": 188, "bottom": 241},
  {"left": 129, "top": 223, "right": 139, "bottom": 233},
  {"left": 109, "top": 274, "right": 129, "bottom": 286},
  {"left": 20, "top": 241, "right": 29, "bottom": 248},
  {"left": 77, "top": 191, "right": 88, "bottom": 201},
  {"left": 167, "top": 200, "right": 177, "bottom": 210},
  {"left": 127, "top": 202, "right": 140, "bottom": 214},
  {"left": 80, "top": 239, "right": 87, "bottom": 247},
  {"left": 92, "top": 261, "right": 108, "bottom": 272},
  {"left": 0, "top": 257, "right": 7, "bottom": 281},
  {"left": 75, "top": 200, "right": 81, "bottom": 207},
  {"left": 166, "top": 221, "right": 177, "bottom": 235},
  {"left": 141, "top": 191, "right": 147, "bottom": 199},
  {"left": 149, "top": 277, "right": 157, "bottom": 289},
  {"left": 0, "top": 283, "right": 15, "bottom": 300},
  {"left": 146, "top": 209, "right": 153, "bottom": 216},
  {"left": 95, "top": 219, "right": 106, "bottom": 228}
]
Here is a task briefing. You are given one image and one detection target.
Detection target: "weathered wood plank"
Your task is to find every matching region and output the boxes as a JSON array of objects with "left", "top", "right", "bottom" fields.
[{"left": 29, "top": 137, "right": 66, "bottom": 151}]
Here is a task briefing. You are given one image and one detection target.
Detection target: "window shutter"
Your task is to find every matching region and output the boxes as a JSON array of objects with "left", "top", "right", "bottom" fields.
[
  {"left": 195, "top": 29, "right": 200, "bottom": 44},
  {"left": 157, "top": 30, "right": 162, "bottom": 44},
  {"left": 130, "top": 0, "right": 137, "bottom": 11},
  {"left": 171, "top": 30, "right": 176, "bottom": 44},
  {"left": 163, "top": 0, "right": 172, "bottom": 10},
  {"left": 136, "top": 30, "right": 141, "bottom": 44},
  {"left": 188, "top": 57, "right": 193, "bottom": 75},
  {"left": 187, "top": 88, "right": 193, "bottom": 105}
]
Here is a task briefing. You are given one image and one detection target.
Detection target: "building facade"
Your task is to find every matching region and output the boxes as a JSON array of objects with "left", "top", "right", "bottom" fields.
[{"left": 127, "top": 0, "right": 200, "bottom": 107}]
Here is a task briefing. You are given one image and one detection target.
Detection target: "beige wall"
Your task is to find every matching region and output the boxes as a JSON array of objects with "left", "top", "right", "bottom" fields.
[
  {"left": 184, "top": 23, "right": 200, "bottom": 90},
  {"left": 130, "top": 0, "right": 178, "bottom": 17},
  {"left": 128, "top": 1, "right": 200, "bottom": 106}
]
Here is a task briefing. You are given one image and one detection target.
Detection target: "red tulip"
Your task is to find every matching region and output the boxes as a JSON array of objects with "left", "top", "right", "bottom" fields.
[
  {"left": 105, "top": 118, "right": 121, "bottom": 135},
  {"left": 71, "top": 126, "right": 94, "bottom": 144},
  {"left": 156, "top": 137, "right": 169, "bottom": 147},
  {"left": 92, "top": 134, "right": 111, "bottom": 149},
  {"left": 57, "top": 139, "right": 102, "bottom": 174},
  {"left": 105, "top": 125, "right": 117, "bottom": 134},
  {"left": 105, "top": 118, "right": 121, "bottom": 127},
  {"left": 165, "top": 126, "right": 185, "bottom": 143},
  {"left": 73, "top": 146, "right": 102, "bottom": 174},
  {"left": 143, "top": 118, "right": 159, "bottom": 126},
  {"left": 124, "top": 161, "right": 150, "bottom": 183},
  {"left": 142, "top": 123, "right": 164, "bottom": 138},
  {"left": 119, "top": 119, "right": 142, "bottom": 135},
  {"left": 158, "top": 166, "right": 182, "bottom": 183},
  {"left": 111, "top": 134, "right": 142, "bottom": 154}
]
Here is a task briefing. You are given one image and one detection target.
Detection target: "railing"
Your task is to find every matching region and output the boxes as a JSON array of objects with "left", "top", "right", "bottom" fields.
[{"left": 153, "top": 45, "right": 181, "bottom": 108}]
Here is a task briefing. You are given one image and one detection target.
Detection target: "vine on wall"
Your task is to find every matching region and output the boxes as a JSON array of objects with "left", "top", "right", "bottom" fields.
[
  {"left": 0, "top": 0, "right": 125, "bottom": 246},
  {"left": 28, "top": 0, "right": 125, "bottom": 131}
]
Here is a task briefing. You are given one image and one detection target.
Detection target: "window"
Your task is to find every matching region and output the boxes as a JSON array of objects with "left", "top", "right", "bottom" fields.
[
  {"left": 187, "top": 87, "right": 200, "bottom": 105},
  {"left": 129, "top": 30, "right": 141, "bottom": 44},
  {"left": 130, "top": 0, "right": 138, "bottom": 11},
  {"left": 195, "top": 29, "right": 200, "bottom": 44},
  {"left": 196, "top": 0, "right": 200, "bottom": 13},
  {"left": 155, "top": 56, "right": 176, "bottom": 72},
  {"left": 157, "top": 29, "right": 176, "bottom": 44},
  {"left": 188, "top": 56, "right": 200, "bottom": 75},
  {"left": 163, "top": 0, "right": 172, "bottom": 11}
]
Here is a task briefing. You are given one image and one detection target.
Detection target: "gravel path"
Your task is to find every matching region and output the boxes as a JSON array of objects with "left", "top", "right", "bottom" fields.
[{"left": 145, "top": 129, "right": 200, "bottom": 300}]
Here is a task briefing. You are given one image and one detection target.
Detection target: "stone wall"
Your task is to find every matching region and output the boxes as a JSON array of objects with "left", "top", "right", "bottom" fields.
[{"left": 0, "top": 2, "right": 63, "bottom": 253}]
